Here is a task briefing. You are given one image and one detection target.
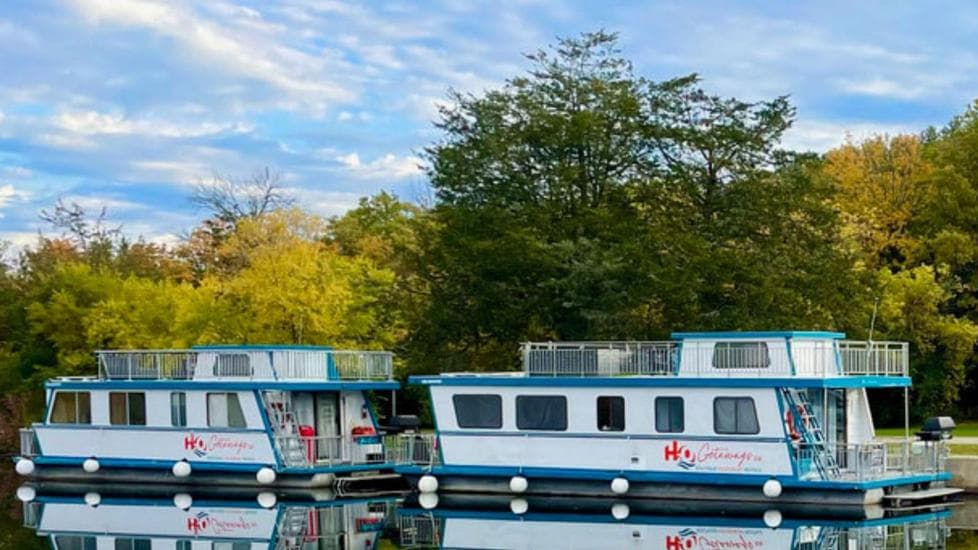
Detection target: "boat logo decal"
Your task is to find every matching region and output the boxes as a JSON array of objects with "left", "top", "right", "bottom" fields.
[
  {"left": 183, "top": 432, "right": 256, "bottom": 458},
  {"left": 663, "top": 440, "right": 765, "bottom": 472},
  {"left": 186, "top": 511, "right": 259, "bottom": 535},
  {"left": 664, "top": 441, "right": 696, "bottom": 470},
  {"left": 665, "top": 528, "right": 766, "bottom": 550}
]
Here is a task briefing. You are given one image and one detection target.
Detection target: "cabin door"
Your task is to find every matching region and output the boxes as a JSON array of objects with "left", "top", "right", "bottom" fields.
[{"left": 315, "top": 393, "right": 341, "bottom": 462}]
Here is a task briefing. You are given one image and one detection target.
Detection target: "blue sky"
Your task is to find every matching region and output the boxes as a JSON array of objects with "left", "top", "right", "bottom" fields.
[{"left": 0, "top": 0, "right": 975, "bottom": 248}]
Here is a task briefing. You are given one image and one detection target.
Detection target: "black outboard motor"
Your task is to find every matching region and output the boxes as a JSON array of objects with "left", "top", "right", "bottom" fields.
[
  {"left": 916, "top": 416, "right": 955, "bottom": 441},
  {"left": 379, "top": 414, "right": 420, "bottom": 434}
]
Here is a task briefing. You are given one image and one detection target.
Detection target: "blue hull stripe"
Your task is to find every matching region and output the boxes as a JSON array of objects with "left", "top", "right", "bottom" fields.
[
  {"left": 409, "top": 376, "right": 910, "bottom": 389},
  {"left": 46, "top": 380, "right": 400, "bottom": 391},
  {"left": 29, "top": 455, "right": 394, "bottom": 475},
  {"left": 396, "top": 463, "right": 950, "bottom": 490}
]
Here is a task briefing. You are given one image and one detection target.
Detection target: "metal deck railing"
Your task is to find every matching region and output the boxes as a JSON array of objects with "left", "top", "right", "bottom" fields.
[
  {"left": 274, "top": 434, "right": 387, "bottom": 468},
  {"left": 96, "top": 348, "right": 394, "bottom": 381},
  {"left": 521, "top": 340, "right": 909, "bottom": 377},
  {"left": 384, "top": 434, "right": 440, "bottom": 466},
  {"left": 19, "top": 428, "right": 36, "bottom": 457},
  {"left": 795, "top": 440, "right": 946, "bottom": 481}
]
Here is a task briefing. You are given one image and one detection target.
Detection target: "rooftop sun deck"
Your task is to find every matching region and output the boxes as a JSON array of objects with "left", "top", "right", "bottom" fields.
[
  {"left": 521, "top": 332, "right": 909, "bottom": 378},
  {"left": 94, "top": 346, "right": 394, "bottom": 382}
]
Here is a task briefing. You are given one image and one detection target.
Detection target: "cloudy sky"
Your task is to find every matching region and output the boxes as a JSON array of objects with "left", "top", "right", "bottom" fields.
[{"left": 0, "top": 0, "right": 974, "bottom": 247}]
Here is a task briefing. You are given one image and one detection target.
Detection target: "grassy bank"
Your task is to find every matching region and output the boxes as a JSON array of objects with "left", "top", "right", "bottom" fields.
[{"left": 876, "top": 420, "right": 978, "bottom": 438}]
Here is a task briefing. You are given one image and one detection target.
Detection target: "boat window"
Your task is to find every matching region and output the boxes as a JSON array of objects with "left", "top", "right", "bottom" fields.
[
  {"left": 171, "top": 392, "right": 187, "bottom": 427},
  {"left": 212, "top": 543, "right": 252, "bottom": 550},
  {"left": 176, "top": 542, "right": 192, "bottom": 550},
  {"left": 516, "top": 395, "right": 567, "bottom": 431},
  {"left": 207, "top": 392, "right": 247, "bottom": 428},
  {"left": 596, "top": 396, "right": 625, "bottom": 431},
  {"left": 713, "top": 397, "right": 760, "bottom": 435},
  {"left": 54, "top": 536, "right": 96, "bottom": 550},
  {"left": 452, "top": 394, "right": 502, "bottom": 429},
  {"left": 215, "top": 353, "right": 253, "bottom": 377},
  {"left": 114, "top": 539, "right": 151, "bottom": 550},
  {"left": 48, "top": 391, "right": 91, "bottom": 424},
  {"left": 712, "top": 342, "right": 770, "bottom": 369},
  {"left": 655, "top": 396, "right": 684, "bottom": 433},
  {"left": 109, "top": 392, "right": 146, "bottom": 426}
]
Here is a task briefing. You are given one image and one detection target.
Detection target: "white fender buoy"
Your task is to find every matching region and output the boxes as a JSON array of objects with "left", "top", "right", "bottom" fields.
[
  {"left": 84, "top": 492, "right": 101, "bottom": 507},
  {"left": 15, "top": 459, "right": 34, "bottom": 476},
  {"left": 16, "top": 485, "right": 36, "bottom": 502},
  {"left": 763, "top": 509, "right": 783, "bottom": 529},
  {"left": 418, "top": 492, "right": 439, "bottom": 510},
  {"left": 610, "top": 477, "right": 630, "bottom": 495},
  {"left": 173, "top": 493, "right": 193, "bottom": 510},
  {"left": 257, "top": 492, "right": 277, "bottom": 509},
  {"left": 172, "top": 460, "right": 192, "bottom": 478},
  {"left": 611, "top": 503, "right": 630, "bottom": 520},
  {"left": 256, "top": 467, "right": 277, "bottom": 485},
  {"left": 82, "top": 458, "right": 100, "bottom": 473},
  {"left": 509, "top": 475, "right": 528, "bottom": 494},
  {"left": 509, "top": 497, "right": 528, "bottom": 515},
  {"left": 418, "top": 474, "right": 439, "bottom": 494},
  {"left": 762, "top": 479, "right": 782, "bottom": 498}
]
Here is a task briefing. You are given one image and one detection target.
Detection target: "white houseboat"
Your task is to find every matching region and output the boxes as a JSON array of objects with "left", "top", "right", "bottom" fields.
[
  {"left": 15, "top": 345, "right": 402, "bottom": 489},
  {"left": 394, "top": 331, "right": 956, "bottom": 506}
]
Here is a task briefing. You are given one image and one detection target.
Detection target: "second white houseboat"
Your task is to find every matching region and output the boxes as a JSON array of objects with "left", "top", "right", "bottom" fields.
[{"left": 394, "top": 331, "right": 957, "bottom": 506}]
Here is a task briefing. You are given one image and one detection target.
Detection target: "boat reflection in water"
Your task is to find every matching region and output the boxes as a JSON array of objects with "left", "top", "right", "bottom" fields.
[{"left": 18, "top": 485, "right": 953, "bottom": 549}]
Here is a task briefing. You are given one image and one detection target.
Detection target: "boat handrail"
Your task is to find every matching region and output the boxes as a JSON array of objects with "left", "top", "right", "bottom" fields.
[
  {"left": 521, "top": 339, "right": 909, "bottom": 378},
  {"left": 96, "top": 348, "right": 394, "bottom": 381},
  {"left": 384, "top": 433, "right": 440, "bottom": 466},
  {"left": 273, "top": 433, "right": 387, "bottom": 468},
  {"left": 795, "top": 439, "right": 946, "bottom": 481}
]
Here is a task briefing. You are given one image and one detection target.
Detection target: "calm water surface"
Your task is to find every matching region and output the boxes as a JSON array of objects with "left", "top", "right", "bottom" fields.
[{"left": 3, "top": 471, "right": 978, "bottom": 549}]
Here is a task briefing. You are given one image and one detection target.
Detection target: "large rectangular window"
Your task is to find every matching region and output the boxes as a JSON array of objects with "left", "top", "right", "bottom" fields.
[
  {"left": 596, "top": 396, "right": 625, "bottom": 432},
  {"left": 171, "top": 392, "right": 187, "bottom": 427},
  {"left": 516, "top": 395, "right": 567, "bottom": 431},
  {"left": 215, "top": 353, "right": 253, "bottom": 377},
  {"left": 714, "top": 397, "right": 760, "bottom": 434},
  {"left": 655, "top": 396, "right": 684, "bottom": 433},
  {"left": 712, "top": 342, "right": 770, "bottom": 369},
  {"left": 114, "top": 539, "right": 151, "bottom": 550},
  {"left": 54, "top": 536, "right": 96, "bottom": 550},
  {"left": 453, "top": 394, "right": 502, "bottom": 429},
  {"left": 207, "top": 392, "right": 247, "bottom": 428},
  {"left": 49, "top": 392, "right": 91, "bottom": 424},
  {"left": 109, "top": 392, "right": 146, "bottom": 426}
]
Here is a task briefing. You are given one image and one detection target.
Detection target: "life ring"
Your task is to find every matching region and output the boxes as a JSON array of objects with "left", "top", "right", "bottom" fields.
[{"left": 784, "top": 410, "right": 801, "bottom": 441}]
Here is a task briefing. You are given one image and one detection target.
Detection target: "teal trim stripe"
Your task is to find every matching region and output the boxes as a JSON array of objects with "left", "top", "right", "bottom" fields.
[
  {"left": 410, "top": 376, "right": 911, "bottom": 389},
  {"left": 192, "top": 344, "right": 334, "bottom": 351},
  {"left": 46, "top": 380, "right": 400, "bottom": 391},
  {"left": 672, "top": 331, "right": 847, "bottom": 340}
]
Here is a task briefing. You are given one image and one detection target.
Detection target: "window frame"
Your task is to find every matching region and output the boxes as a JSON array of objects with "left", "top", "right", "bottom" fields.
[
  {"left": 452, "top": 394, "right": 503, "bottom": 429},
  {"left": 214, "top": 353, "right": 254, "bottom": 377},
  {"left": 206, "top": 392, "right": 248, "bottom": 428},
  {"left": 655, "top": 396, "right": 685, "bottom": 433},
  {"left": 48, "top": 391, "right": 91, "bottom": 425},
  {"left": 713, "top": 396, "right": 760, "bottom": 435},
  {"left": 515, "top": 395, "right": 568, "bottom": 431},
  {"left": 596, "top": 395, "right": 625, "bottom": 432},
  {"left": 712, "top": 341, "right": 771, "bottom": 369},
  {"left": 108, "top": 392, "right": 146, "bottom": 426},
  {"left": 170, "top": 391, "right": 188, "bottom": 427}
]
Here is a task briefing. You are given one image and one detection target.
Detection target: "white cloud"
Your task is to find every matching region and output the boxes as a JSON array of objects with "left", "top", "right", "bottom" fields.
[
  {"left": 54, "top": 110, "right": 251, "bottom": 138},
  {"left": 1, "top": 166, "right": 32, "bottom": 179},
  {"left": 0, "top": 184, "right": 30, "bottom": 208},
  {"left": 61, "top": 195, "right": 145, "bottom": 212},
  {"left": 335, "top": 152, "right": 423, "bottom": 181},
  {"left": 67, "top": 0, "right": 357, "bottom": 110},
  {"left": 836, "top": 78, "right": 929, "bottom": 100},
  {"left": 287, "top": 188, "right": 364, "bottom": 217},
  {"left": 783, "top": 119, "right": 920, "bottom": 152}
]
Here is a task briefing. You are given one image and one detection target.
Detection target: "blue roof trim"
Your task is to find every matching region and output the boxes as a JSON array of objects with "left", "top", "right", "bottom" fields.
[
  {"left": 46, "top": 380, "right": 400, "bottom": 391},
  {"left": 409, "top": 376, "right": 911, "bottom": 389},
  {"left": 671, "top": 331, "right": 847, "bottom": 340},
  {"left": 397, "top": 464, "right": 948, "bottom": 490},
  {"left": 191, "top": 344, "right": 334, "bottom": 351}
]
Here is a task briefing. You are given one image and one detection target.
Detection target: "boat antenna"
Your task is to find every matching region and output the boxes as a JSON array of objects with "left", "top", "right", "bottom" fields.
[{"left": 868, "top": 296, "right": 879, "bottom": 342}]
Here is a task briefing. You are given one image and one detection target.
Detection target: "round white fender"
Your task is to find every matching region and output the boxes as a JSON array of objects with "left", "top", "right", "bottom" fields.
[
  {"left": 763, "top": 509, "right": 783, "bottom": 529},
  {"left": 15, "top": 459, "right": 34, "bottom": 476},
  {"left": 610, "top": 477, "right": 630, "bottom": 495},
  {"left": 257, "top": 492, "right": 277, "bottom": 509},
  {"left": 16, "top": 486, "right": 36, "bottom": 503},
  {"left": 509, "top": 497, "right": 529, "bottom": 515},
  {"left": 762, "top": 479, "right": 782, "bottom": 498},
  {"left": 82, "top": 458, "right": 100, "bottom": 473},
  {"left": 418, "top": 492, "right": 439, "bottom": 510},
  {"left": 173, "top": 493, "right": 193, "bottom": 510},
  {"left": 172, "top": 460, "right": 192, "bottom": 478},
  {"left": 509, "top": 475, "right": 528, "bottom": 494},
  {"left": 418, "top": 474, "right": 439, "bottom": 494},
  {"left": 84, "top": 492, "right": 101, "bottom": 507},
  {"left": 611, "top": 503, "right": 630, "bottom": 520},
  {"left": 256, "top": 467, "right": 277, "bottom": 485}
]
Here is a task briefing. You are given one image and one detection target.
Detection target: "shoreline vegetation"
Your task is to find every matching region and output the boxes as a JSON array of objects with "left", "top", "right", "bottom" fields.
[{"left": 4, "top": 32, "right": 978, "bottom": 456}]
